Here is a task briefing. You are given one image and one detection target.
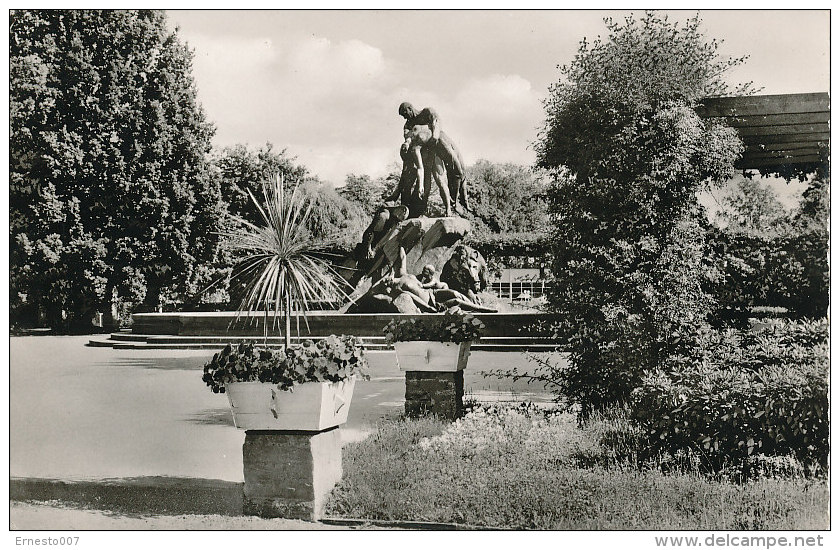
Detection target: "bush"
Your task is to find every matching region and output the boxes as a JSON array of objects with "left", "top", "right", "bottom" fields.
[
  {"left": 327, "top": 406, "right": 828, "bottom": 529},
  {"left": 631, "top": 320, "right": 828, "bottom": 473},
  {"left": 535, "top": 14, "right": 746, "bottom": 417},
  {"left": 707, "top": 227, "right": 829, "bottom": 320}
]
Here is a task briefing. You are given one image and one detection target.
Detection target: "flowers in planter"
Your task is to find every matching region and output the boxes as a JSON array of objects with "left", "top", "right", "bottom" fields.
[
  {"left": 202, "top": 335, "right": 370, "bottom": 394},
  {"left": 383, "top": 312, "right": 485, "bottom": 345}
]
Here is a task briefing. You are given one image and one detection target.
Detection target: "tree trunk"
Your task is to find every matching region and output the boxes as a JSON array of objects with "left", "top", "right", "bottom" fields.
[
  {"left": 101, "top": 283, "right": 119, "bottom": 331},
  {"left": 285, "top": 292, "right": 292, "bottom": 350}
]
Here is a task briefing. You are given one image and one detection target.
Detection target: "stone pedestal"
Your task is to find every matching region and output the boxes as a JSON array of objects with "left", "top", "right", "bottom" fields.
[
  {"left": 242, "top": 428, "right": 342, "bottom": 520},
  {"left": 404, "top": 370, "right": 464, "bottom": 421},
  {"left": 344, "top": 217, "right": 473, "bottom": 313}
]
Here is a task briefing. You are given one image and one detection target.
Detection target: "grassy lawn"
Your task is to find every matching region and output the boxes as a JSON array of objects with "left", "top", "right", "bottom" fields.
[{"left": 325, "top": 406, "right": 828, "bottom": 530}]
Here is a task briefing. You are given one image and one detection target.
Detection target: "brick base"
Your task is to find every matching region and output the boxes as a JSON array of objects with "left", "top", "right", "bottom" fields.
[
  {"left": 404, "top": 370, "right": 464, "bottom": 421},
  {"left": 242, "top": 428, "right": 342, "bottom": 520}
]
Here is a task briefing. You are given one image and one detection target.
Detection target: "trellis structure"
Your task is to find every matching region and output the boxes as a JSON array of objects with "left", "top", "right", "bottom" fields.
[{"left": 696, "top": 92, "right": 829, "bottom": 170}]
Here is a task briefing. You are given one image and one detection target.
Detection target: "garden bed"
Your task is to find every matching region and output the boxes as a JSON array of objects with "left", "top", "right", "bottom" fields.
[{"left": 325, "top": 405, "right": 828, "bottom": 530}]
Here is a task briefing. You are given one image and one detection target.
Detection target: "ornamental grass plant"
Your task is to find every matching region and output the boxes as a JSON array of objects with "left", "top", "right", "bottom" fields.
[{"left": 219, "top": 173, "right": 350, "bottom": 347}]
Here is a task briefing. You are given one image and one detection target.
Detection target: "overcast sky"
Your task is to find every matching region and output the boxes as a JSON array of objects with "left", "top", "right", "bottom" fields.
[{"left": 167, "top": 9, "right": 830, "bottom": 191}]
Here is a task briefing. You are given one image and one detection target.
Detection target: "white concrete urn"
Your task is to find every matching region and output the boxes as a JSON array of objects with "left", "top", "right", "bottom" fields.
[
  {"left": 225, "top": 378, "right": 356, "bottom": 431},
  {"left": 393, "top": 341, "right": 472, "bottom": 372}
]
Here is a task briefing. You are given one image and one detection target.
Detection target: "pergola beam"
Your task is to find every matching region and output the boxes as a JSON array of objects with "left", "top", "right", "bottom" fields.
[
  {"left": 740, "top": 132, "right": 829, "bottom": 145},
  {"left": 697, "top": 93, "right": 829, "bottom": 117},
  {"left": 697, "top": 93, "right": 829, "bottom": 170},
  {"left": 735, "top": 155, "right": 821, "bottom": 169}
]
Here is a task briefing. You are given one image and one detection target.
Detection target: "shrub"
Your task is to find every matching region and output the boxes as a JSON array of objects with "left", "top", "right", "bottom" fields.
[
  {"left": 707, "top": 226, "right": 829, "bottom": 320},
  {"left": 535, "top": 13, "right": 746, "bottom": 417},
  {"left": 631, "top": 320, "right": 828, "bottom": 473}
]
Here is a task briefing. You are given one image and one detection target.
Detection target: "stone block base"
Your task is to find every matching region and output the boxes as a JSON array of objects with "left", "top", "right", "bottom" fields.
[
  {"left": 242, "top": 428, "right": 342, "bottom": 520},
  {"left": 405, "top": 370, "right": 464, "bottom": 420}
]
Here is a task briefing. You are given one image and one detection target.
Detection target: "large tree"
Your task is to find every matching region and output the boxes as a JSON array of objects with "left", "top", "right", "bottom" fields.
[
  {"left": 213, "top": 143, "right": 308, "bottom": 226},
  {"left": 10, "top": 10, "right": 222, "bottom": 329},
  {"left": 465, "top": 160, "right": 550, "bottom": 240},
  {"left": 535, "top": 13, "right": 747, "bottom": 415}
]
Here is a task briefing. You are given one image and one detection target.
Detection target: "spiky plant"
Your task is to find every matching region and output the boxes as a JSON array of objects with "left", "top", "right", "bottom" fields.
[{"left": 221, "top": 174, "right": 349, "bottom": 348}]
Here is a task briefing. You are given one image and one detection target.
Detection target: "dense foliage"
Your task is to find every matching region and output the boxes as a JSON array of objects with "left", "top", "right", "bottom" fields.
[
  {"left": 338, "top": 173, "right": 392, "bottom": 217},
  {"left": 464, "top": 160, "right": 551, "bottom": 240},
  {"left": 708, "top": 228, "right": 829, "bottom": 320},
  {"left": 10, "top": 10, "right": 222, "bottom": 330},
  {"left": 383, "top": 313, "right": 485, "bottom": 344},
  {"left": 467, "top": 232, "right": 550, "bottom": 258},
  {"left": 213, "top": 143, "right": 308, "bottom": 226},
  {"left": 632, "top": 320, "right": 828, "bottom": 473},
  {"left": 202, "top": 337, "right": 370, "bottom": 394},
  {"left": 707, "top": 174, "right": 829, "bottom": 319},
  {"left": 535, "top": 13, "right": 746, "bottom": 416}
]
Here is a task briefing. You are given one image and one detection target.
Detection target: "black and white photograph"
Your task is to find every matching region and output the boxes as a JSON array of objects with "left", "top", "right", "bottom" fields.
[{"left": 6, "top": 6, "right": 832, "bottom": 544}]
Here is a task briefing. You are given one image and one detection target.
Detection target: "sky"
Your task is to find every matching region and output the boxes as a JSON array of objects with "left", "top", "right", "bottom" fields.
[{"left": 167, "top": 9, "right": 830, "bottom": 198}]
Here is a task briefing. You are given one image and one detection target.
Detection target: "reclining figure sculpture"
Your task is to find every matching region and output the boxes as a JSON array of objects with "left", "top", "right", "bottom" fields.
[{"left": 351, "top": 247, "right": 496, "bottom": 314}]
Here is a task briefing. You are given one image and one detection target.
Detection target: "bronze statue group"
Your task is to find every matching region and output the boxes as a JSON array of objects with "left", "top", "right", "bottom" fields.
[
  {"left": 358, "top": 102, "right": 470, "bottom": 261},
  {"left": 366, "top": 246, "right": 496, "bottom": 314},
  {"left": 397, "top": 102, "right": 468, "bottom": 218},
  {"left": 348, "top": 103, "right": 496, "bottom": 314}
]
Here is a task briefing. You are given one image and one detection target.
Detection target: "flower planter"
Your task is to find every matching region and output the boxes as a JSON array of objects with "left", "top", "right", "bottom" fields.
[
  {"left": 393, "top": 341, "right": 472, "bottom": 372},
  {"left": 225, "top": 378, "right": 356, "bottom": 431}
]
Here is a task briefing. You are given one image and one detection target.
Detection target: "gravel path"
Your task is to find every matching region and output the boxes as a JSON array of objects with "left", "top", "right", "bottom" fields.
[{"left": 10, "top": 501, "right": 351, "bottom": 530}]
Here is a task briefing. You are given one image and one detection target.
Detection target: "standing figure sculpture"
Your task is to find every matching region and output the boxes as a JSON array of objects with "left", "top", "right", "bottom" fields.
[
  {"left": 385, "top": 139, "right": 425, "bottom": 218},
  {"left": 355, "top": 134, "right": 424, "bottom": 261},
  {"left": 399, "top": 102, "right": 468, "bottom": 216}
]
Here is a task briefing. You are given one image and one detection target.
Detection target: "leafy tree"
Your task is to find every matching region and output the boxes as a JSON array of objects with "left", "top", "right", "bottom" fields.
[
  {"left": 534, "top": 13, "right": 746, "bottom": 416},
  {"left": 714, "top": 177, "right": 791, "bottom": 237},
  {"left": 213, "top": 143, "right": 308, "bottom": 226},
  {"left": 10, "top": 9, "right": 221, "bottom": 329},
  {"left": 213, "top": 143, "right": 366, "bottom": 246},
  {"left": 465, "top": 160, "right": 550, "bottom": 240},
  {"left": 704, "top": 169, "right": 829, "bottom": 319},
  {"left": 298, "top": 180, "right": 368, "bottom": 250},
  {"left": 793, "top": 176, "right": 829, "bottom": 233},
  {"left": 338, "top": 173, "right": 391, "bottom": 217}
]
